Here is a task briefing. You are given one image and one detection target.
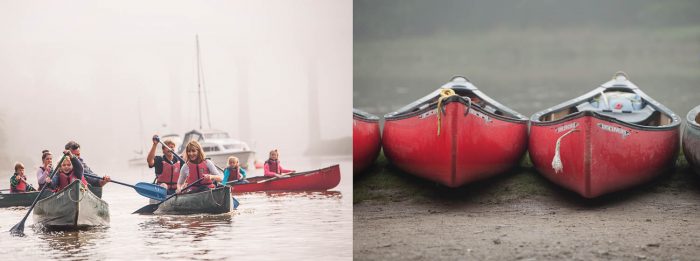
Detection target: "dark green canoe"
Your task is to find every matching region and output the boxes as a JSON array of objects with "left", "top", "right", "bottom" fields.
[
  {"left": 32, "top": 180, "right": 109, "bottom": 229},
  {"left": 0, "top": 185, "right": 102, "bottom": 208},
  {"left": 149, "top": 186, "right": 231, "bottom": 215}
]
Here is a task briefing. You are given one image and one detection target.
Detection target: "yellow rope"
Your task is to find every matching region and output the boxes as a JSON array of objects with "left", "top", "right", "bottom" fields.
[{"left": 436, "top": 88, "right": 457, "bottom": 135}]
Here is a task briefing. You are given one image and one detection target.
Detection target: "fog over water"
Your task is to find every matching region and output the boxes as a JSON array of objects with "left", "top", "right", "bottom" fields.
[{"left": 0, "top": 0, "right": 352, "bottom": 176}]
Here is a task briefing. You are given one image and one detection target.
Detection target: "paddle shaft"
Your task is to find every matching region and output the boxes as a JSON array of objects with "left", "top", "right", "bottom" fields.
[
  {"left": 10, "top": 154, "right": 68, "bottom": 235},
  {"left": 83, "top": 173, "right": 132, "bottom": 187},
  {"left": 156, "top": 178, "right": 204, "bottom": 206}
]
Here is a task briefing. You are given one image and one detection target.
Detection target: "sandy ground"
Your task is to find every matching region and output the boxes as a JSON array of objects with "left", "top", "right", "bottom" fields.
[{"left": 354, "top": 156, "right": 700, "bottom": 260}]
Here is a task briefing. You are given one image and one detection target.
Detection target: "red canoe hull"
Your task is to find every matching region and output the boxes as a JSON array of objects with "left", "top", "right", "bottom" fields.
[
  {"left": 383, "top": 101, "right": 528, "bottom": 187},
  {"left": 530, "top": 114, "right": 679, "bottom": 198},
  {"left": 231, "top": 165, "right": 341, "bottom": 193},
  {"left": 353, "top": 116, "right": 381, "bottom": 175}
]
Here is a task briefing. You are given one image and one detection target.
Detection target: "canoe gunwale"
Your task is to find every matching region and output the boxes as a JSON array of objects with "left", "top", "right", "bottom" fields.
[
  {"left": 384, "top": 76, "right": 528, "bottom": 122},
  {"left": 530, "top": 75, "right": 681, "bottom": 129},
  {"left": 353, "top": 108, "right": 380, "bottom": 122},
  {"left": 384, "top": 96, "right": 528, "bottom": 124},
  {"left": 531, "top": 110, "right": 680, "bottom": 132},
  {"left": 686, "top": 105, "right": 700, "bottom": 129}
]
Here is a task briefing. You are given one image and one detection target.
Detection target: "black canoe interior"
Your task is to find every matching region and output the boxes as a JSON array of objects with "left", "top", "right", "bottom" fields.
[
  {"left": 538, "top": 88, "right": 674, "bottom": 127},
  {"left": 394, "top": 88, "right": 520, "bottom": 119}
]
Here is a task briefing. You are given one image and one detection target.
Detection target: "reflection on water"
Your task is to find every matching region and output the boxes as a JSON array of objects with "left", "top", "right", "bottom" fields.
[
  {"left": 35, "top": 228, "right": 108, "bottom": 260},
  {"left": 0, "top": 158, "right": 352, "bottom": 260}
]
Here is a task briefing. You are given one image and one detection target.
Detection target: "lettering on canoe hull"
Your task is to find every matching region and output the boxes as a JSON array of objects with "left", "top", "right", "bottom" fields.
[
  {"left": 419, "top": 110, "right": 437, "bottom": 119},
  {"left": 469, "top": 109, "right": 492, "bottom": 123},
  {"left": 597, "top": 123, "right": 631, "bottom": 138},
  {"left": 555, "top": 122, "right": 578, "bottom": 133}
]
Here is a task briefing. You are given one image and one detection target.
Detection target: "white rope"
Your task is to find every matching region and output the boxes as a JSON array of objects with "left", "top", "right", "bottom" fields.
[
  {"left": 552, "top": 128, "right": 579, "bottom": 173},
  {"left": 210, "top": 188, "right": 223, "bottom": 206},
  {"left": 67, "top": 186, "right": 86, "bottom": 203}
]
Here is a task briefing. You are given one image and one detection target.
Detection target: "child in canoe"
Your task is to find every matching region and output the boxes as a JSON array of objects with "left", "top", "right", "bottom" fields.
[
  {"left": 264, "top": 149, "right": 295, "bottom": 178},
  {"left": 10, "top": 162, "right": 36, "bottom": 193},
  {"left": 46, "top": 151, "right": 88, "bottom": 191},
  {"left": 36, "top": 150, "right": 53, "bottom": 190},
  {"left": 177, "top": 140, "right": 223, "bottom": 193},
  {"left": 223, "top": 156, "right": 249, "bottom": 185}
]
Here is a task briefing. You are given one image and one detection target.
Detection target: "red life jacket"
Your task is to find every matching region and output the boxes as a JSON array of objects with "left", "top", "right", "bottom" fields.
[
  {"left": 157, "top": 158, "right": 181, "bottom": 190},
  {"left": 266, "top": 159, "right": 280, "bottom": 174},
  {"left": 11, "top": 174, "right": 27, "bottom": 193},
  {"left": 227, "top": 167, "right": 241, "bottom": 182},
  {"left": 56, "top": 171, "right": 88, "bottom": 191},
  {"left": 186, "top": 161, "right": 214, "bottom": 188}
]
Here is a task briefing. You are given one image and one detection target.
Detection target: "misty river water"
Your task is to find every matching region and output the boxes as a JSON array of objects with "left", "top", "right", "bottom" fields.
[{"left": 0, "top": 156, "right": 352, "bottom": 260}]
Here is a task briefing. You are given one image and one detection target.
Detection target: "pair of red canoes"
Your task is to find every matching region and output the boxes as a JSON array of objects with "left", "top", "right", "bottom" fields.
[{"left": 355, "top": 72, "right": 690, "bottom": 198}]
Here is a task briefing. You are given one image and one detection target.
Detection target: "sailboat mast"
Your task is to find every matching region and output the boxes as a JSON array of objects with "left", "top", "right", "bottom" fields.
[{"left": 196, "top": 34, "right": 203, "bottom": 130}]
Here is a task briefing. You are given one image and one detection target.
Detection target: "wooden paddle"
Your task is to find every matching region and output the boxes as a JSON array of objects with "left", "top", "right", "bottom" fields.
[
  {"left": 84, "top": 174, "right": 167, "bottom": 201},
  {"left": 9, "top": 154, "right": 68, "bottom": 236},
  {"left": 132, "top": 178, "right": 204, "bottom": 214}
]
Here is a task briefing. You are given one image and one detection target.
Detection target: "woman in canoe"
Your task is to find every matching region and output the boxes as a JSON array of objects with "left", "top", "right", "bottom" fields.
[
  {"left": 223, "top": 156, "right": 249, "bottom": 184},
  {"left": 47, "top": 151, "right": 87, "bottom": 191},
  {"left": 10, "top": 162, "right": 36, "bottom": 193},
  {"left": 264, "top": 149, "right": 295, "bottom": 178},
  {"left": 177, "top": 140, "right": 223, "bottom": 193},
  {"left": 147, "top": 135, "right": 184, "bottom": 195},
  {"left": 37, "top": 150, "right": 52, "bottom": 190}
]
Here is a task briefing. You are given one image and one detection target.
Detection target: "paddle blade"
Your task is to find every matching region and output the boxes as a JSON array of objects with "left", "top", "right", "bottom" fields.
[
  {"left": 9, "top": 220, "right": 26, "bottom": 236},
  {"left": 134, "top": 182, "right": 167, "bottom": 201},
  {"left": 233, "top": 197, "right": 240, "bottom": 209},
  {"left": 133, "top": 204, "right": 159, "bottom": 214}
]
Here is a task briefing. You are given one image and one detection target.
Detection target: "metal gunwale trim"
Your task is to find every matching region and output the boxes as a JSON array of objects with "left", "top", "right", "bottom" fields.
[
  {"left": 385, "top": 97, "right": 528, "bottom": 124},
  {"left": 686, "top": 105, "right": 700, "bottom": 130},
  {"left": 353, "top": 108, "right": 380, "bottom": 121},
  {"left": 530, "top": 74, "right": 680, "bottom": 131}
]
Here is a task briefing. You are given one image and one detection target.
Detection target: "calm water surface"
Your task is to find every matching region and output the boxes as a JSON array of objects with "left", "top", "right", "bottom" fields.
[{"left": 0, "top": 156, "right": 352, "bottom": 260}]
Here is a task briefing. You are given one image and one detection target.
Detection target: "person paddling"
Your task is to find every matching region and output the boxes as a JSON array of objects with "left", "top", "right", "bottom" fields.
[
  {"left": 146, "top": 135, "right": 184, "bottom": 195},
  {"left": 10, "top": 162, "right": 36, "bottom": 193},
  {"left": 264, "top": 149, "right": 295, "bottom": 178},
  {"left": 36, "top": 150, "right": 52, "bottom": 190},
  {"left": 223, "top": 156, "right": 248, "bottom": 184},
  {"left": 46, "top": 150, "right": 87, "bottom": 191},
  {"left": 176, "top": 140, "right": 223, "bottom": 194},
  {"left": 65, "top": 141, "right": 110, "bottom": 187}
]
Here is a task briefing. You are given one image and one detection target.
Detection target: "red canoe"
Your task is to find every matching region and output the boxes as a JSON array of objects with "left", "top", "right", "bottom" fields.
[
  {"left": 683, "top": 105, "right": 700, "bottom": 175},
  {"left": 382, "top": 76, "right": 528, "bottom": 187},
  {"left": 529, "top": 72, "right": 681, "bottom": 198},
  {"left": 231, "top": 165, "right": 341, "bottom": 193},
  {"left": 353, "top": 109, "right": 381, "bottom": 175}
]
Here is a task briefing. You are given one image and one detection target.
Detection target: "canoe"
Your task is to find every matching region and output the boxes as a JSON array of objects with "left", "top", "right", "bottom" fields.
[
  {"left": 382, "top": 76, "right": 528, "bottom": 187},
  {"left": 529, "top": 72, "right": 680, "bottom": 198},
  {"left": 231, "top": 165, "right": 341, "bottom": 193},
  {"left": 0, "top": 185, "right": 102, "bottom": 208},
  {"left": 353, "top": 109, "right": 381, "bottom": 175},
  {"left": 683, "top": 105, "right": 700, "bottom": 175},
  {"left": 151, "top": 186, "right": 231, "bottom": 215},
  {"left": 32, "top": 180, "right": 110, "bottom": 228}
]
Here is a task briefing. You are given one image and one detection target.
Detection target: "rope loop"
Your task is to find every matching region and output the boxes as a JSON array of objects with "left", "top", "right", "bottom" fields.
[{"left": 552, "top": 128, "right": 579, "bottom": 173}]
